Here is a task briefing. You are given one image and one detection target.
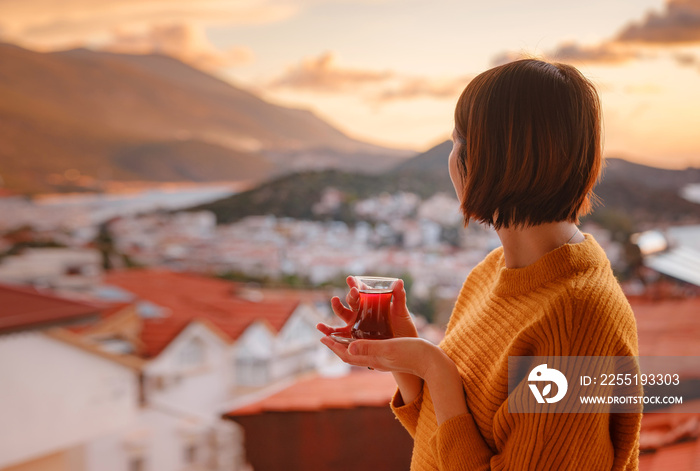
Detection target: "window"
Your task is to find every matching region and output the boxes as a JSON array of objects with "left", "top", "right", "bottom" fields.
[
  {"left": 97, "top": 336, "right": 134, "bottom": 354},
  {"left": 235, "top": 357, "right": 270, "bottom": 387},
  {"left": 179, "top": 338, "right": 205, "bottom": 369},
  {"left": 279, "top": 345, "right": 316, "bottom": 376}
]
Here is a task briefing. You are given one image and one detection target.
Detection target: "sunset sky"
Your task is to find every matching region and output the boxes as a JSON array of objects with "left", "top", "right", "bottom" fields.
[{"left": 1, "top": 0, "right": 699, "bottom": 168}]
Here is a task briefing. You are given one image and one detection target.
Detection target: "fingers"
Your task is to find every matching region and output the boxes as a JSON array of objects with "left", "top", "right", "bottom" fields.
[
  {"left": 320, "top": 336, "right": 355, "bottom": 362},
  {"left": 319, "top": 337, "right": 385, "bottom": 371},
  {"left": 346, "top": 339, "right": 386, "bottom": 370},
  {"left": 320, "top": 336, "right": 348, "bottom": 356},
  {"left": 348, "top": 339, "right": 373, "bottom": 356},
  {"left": 316, "top": 322, "right": 351, "bottom": 336},
  {"left": 346, "top": 340, "right": 396, "bottom": 373},
  {"left": 345, "top": 286, "right": 360, "bottom": 312},
  {"left": 330, "top": 296, "right": 357, "bottom": 324}
]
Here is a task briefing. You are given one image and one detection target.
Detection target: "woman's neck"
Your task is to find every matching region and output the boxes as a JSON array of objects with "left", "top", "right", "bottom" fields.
[{"left": 496, "top": 221, "right": 584, "bottom": 269}]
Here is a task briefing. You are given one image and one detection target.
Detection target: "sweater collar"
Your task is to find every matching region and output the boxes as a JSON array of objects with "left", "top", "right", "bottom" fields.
[{"left": 492, "top": 233, "right": 608, "bottom": 297}]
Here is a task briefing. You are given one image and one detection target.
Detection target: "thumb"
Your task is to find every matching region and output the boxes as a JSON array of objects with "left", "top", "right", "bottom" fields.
[{"left": 391, "top": 279, "right": 407, "bottom": 313}]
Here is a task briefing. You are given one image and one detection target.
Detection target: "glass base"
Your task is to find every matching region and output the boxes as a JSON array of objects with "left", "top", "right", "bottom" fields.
[{"left": 329, "top": 332, "right": 355, "bottom": 344}]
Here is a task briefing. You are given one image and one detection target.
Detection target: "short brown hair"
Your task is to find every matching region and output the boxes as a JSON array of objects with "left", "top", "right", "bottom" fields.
[{"left": 453, "top": 59, "right": 602, "bottom": 229}]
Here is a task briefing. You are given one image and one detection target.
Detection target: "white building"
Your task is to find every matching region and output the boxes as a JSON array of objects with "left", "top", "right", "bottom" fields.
[
  {"left": 78, "top": 319, "right": 248, "bottom": 471},
  {"left": 81, "top": 270, "right": 338, "bottom": 470},
  {"left": 0, "top": 331, "right": 141, "bottom": 471},
  {"left": 0, "top": 273, "right": 339, "bottom": 471},
  {"left": 0, "top": 284, "right": 139, "bottom": 471}
]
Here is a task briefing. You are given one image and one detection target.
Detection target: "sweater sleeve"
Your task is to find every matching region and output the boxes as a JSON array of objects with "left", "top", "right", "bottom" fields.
[
  {"left": 431, "top": 286, "right": 642, "bottom": 471},
  {"left": 435, "top": 407, "right": 640, "bottom": 470},
  {"left": 390, "top": 385, "right": 424, "bottom": 438},
  {"left": 431, "top": 387, "right": 640, "bottom": 470}
]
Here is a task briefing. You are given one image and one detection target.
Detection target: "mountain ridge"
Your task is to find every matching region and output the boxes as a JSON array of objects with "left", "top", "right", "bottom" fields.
[
  {"left": 193, "top": 140, "right": 700, "bottom": 229},
  {"left": 0, "top": 43, "right": 411, "bottom": 193}
]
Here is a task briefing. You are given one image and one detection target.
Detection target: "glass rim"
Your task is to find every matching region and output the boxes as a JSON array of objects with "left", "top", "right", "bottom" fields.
[{"left": 352, "top": 275, "right": 399, "bottom": 282}]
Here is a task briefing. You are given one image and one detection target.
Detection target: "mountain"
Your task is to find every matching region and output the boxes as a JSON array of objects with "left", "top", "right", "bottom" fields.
[
  {"left": 393, "top": 143, "right": 700, "bottom": 227},
  {"left": 193, "top": 142, "right": 455, "bottom": 223},
  {"left": 394, "top": 140, "right": 452, "bottom": 176},
  {"left": 393, "top": 141, "right": 454, "bottom": 196},
  {"left": 0, "top": 43, "right": 409, "bottom": 193},
  {"left": 194, "top": 140, "right": 700, "bottom": 228},
  {"left": 602, "top": 159, "right": 700, "bottom": 190}
]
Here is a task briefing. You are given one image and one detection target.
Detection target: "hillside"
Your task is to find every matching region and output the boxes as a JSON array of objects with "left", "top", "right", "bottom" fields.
[
  {"left": 195, "top": 171, "right": 382, "bottom": 223},
  {"left": 589, "top": 159, "right": 700, "bottom": 228},
  {"left": 602, "top": 159, "right": 700, "bottom": 190},
  {"left": 393, "top": 141, "right": 454, "bottom": 196},
  {"left": 194, "top": 142, "right": 456, "bottom": 223},
  {"left": 0, "top": 43, "right": 408, "bottom": 193},
  {"left": 195, "top": 141, "right": 700, "bottom": 228}
]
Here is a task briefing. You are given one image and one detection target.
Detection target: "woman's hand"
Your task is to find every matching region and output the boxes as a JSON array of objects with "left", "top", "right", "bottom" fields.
[
  {"left": 319, "top": 336, "right": 434, "bottom": 376},
  {"left": 317, "top": 276, "right": 428, "bottom": 408},
  {"left": 316, "top": 276, "right": 418, "bottom": 339},
  {"left": 319, "top": 335, "right": 468, "bottom": 424}
]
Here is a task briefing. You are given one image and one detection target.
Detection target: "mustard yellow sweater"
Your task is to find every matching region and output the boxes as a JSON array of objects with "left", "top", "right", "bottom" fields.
[{"left": 391, "top": 234, "right": 641, "bottom": 470}]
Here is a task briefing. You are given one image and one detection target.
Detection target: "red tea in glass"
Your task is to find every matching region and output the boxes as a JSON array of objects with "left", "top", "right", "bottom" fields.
[{"left": 351, "top": 276, "right": 397, "bottom": 340}]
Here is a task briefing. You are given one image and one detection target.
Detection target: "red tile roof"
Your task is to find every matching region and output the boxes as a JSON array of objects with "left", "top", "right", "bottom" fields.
[
  {"left": 104, "top": 269, "right": 302, "bottom": 358},
  {"left": 640, "top": 440, "right": 700, "bottom": 471},
  {"left": 631, "top": 297, "right": 700, "bottom": 470},
  {"left": 630, "top": 296, "right": 700, "bottom": 356},
  {"left": 639, "top": 400, "right": 700, "bottom": 470},
  {"left": 0, "top": 283, "right": 99, "bottom": 334},
  {"left": 226, "top": 369, "right": 397, "bottom": 417}
]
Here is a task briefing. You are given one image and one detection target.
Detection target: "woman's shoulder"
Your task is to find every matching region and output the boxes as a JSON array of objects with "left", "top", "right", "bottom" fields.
[
  {"left": 567, "top": 264, "right": 638, "bottom": 354},
  {"left": 566, "top": 248, "right": 632, "bottom": 317},
  {"left": 520, "top": 236, "right": 638, "bottom": 356},
  {"left": 541, "top": 233, "right": 630, "bottom": 313}
]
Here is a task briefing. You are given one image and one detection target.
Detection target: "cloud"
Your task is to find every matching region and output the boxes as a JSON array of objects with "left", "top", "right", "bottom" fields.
[
  {"left": 616, "top": 0, "right": 700, "bottom": 44},
  {"left": 101, "top": 23, "right": 253, "bottom": 71},
  {"left": 491, "top": 0, "right": 700, "bottom": 68},
  {"left": 0, "top": 0, "right": 297, "bottom": 50},
  {"left": 674, "top": 51, "right": 700, "bottom": 65},
  {"left": 269, "top": 51, "right": 393, "bottom": 92},
  {"left": 269, "top": 51, "right": 470, "bottom": 103},
  {"left": 547, "top": 42, "right": 644, "bottom": 64},
  {"left": 491, "top": 42, "right": 647, "bottom": 67},
  {"left": 672, "top": 52, "right": 700, "bottom": 71},
  {"left": 373, "top": 76, "right": 472, "bottom": 103},
  {"left": 0, "top": 0, "right": 401, "bottom": 50}
]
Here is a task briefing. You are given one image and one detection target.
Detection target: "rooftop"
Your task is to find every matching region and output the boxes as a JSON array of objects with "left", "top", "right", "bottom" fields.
[
  {"left": 644, "top": 246, "right": 700, "bottom": 287},
  {"left": 225, "top": 369, "right": 397, "bottom": 417},
  {"left": 639, "top": 399, "right": 700, "bottom": 471},
  {"left": 639, "top": 439, "right": 700, "bottom": 471},
  {"left": 103, "top": 269, "right": 310, "bottom": 357},
  {"left": 631, "top": 297, "right": 700, "bottom": 470},
  {"left": 630, "top": 296, "right": 700, "bottom": 356},
  {"left": 0, "top": 283, "right": 99, "bottom": 334}
]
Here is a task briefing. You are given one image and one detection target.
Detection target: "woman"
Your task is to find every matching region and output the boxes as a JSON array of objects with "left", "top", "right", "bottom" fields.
[{"left": 317, "top": 59, "right": 641, "bottom": 470}]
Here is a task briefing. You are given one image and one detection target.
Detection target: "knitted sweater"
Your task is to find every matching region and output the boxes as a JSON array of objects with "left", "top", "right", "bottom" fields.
[{"left": 391, "top": 233, "right": 641, "bottom": 470}]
